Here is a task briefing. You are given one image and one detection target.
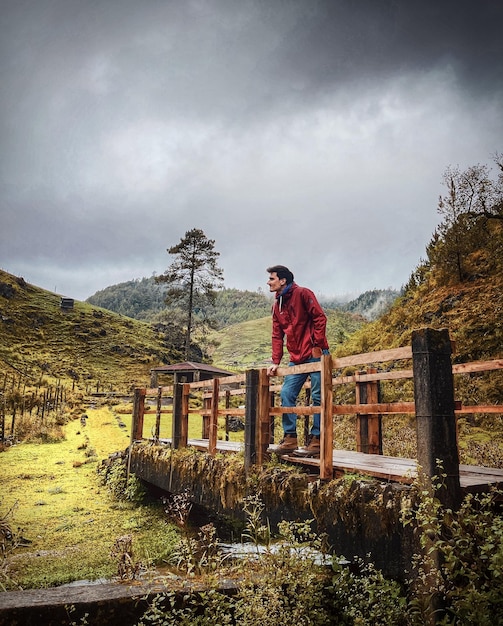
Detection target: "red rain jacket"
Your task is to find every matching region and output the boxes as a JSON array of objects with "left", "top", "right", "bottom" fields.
[{"left": 271, "top": 282, "right": 329, "bottom": 365}]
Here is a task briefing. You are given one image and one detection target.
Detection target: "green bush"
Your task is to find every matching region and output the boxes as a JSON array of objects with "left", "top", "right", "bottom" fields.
[{"left": 402, "top": 470, "right": 503, "bottom": 625}]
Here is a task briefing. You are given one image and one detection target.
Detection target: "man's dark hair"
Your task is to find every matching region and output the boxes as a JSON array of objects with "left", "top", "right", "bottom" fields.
[{"left": 267, "top": 265, "right": 294, "bottom": 284}]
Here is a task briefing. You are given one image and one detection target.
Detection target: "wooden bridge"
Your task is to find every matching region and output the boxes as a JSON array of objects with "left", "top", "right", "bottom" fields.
[{"left": 130, "top": 328, "right": 503, "bottom": 509}]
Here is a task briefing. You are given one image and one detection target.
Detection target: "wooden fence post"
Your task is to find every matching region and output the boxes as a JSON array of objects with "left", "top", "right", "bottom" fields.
[
  {"left": 172, "top": 377, "right": 183, "bottom": 450},
  {"left": 131, "top": 388, "right": 146, "bottom": 441},
  {"left": 225, "top": 390, "right": 231, "bottom": 441},
  {"left": 256, "top": 368, "right": 271, "bottom": 465},
  {"left": 181, "top": 383, "right": 189, "bottom": 448},
  {"left": 154, "top": 386, "right": 162, "bottom": 441},
  {"left": 269, "top": 390, "right": 276, "bottom": 443},
  {"left": 356, "top": 368, "right": 382, "bottom": 454},
  {"left": 202, "top": 396, "right": 210, "bottom": 439},
  {"left": 412, "top": 328, "right": 461, "bottom": 510},
  {"left": 208, "top": 378, "right": 219, "bottom": 455},
  {"left": 244, "top": 369, "right": 259, "bottom": 474},
  {"left": 320, "top": 354, "right": 334, "bottom": 481}
]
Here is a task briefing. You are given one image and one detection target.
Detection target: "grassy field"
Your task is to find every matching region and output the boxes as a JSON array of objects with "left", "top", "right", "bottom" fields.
[{"left": 1, "top": 406, "right": 179, "bottom": 590}]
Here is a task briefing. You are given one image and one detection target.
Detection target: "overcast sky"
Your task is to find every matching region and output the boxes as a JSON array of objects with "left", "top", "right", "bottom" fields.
[{"left": 1, "top": 0, "right": 502, "bottom": 301}]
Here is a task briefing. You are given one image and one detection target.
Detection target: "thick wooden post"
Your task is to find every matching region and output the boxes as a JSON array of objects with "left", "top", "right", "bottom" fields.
[
  {"left": 208, "top": 378, "right": 219, "bottom": 455},
  {"left": 319, "top": 354, "right": 333, "bottom": 481},
  {"left": 180, "top": 383, "right": 189, "bottom": 448},
  {"left": 244, "top": 369, "right": 259, "bottom": 474},
  {"left": 172, "top": 375, "right": 184, "bottom": 449},
  {"left": 131, "top": 388, "right": 146, "bottom": 441},
  {"left": 356, "top": 369, "right": 382, "bottom": 454},
  {"left": 412, "top": 328, "right": 461, "bottom": 510},
  {"left": 256, "top": 368, "right": 271, "bottom": 465}
]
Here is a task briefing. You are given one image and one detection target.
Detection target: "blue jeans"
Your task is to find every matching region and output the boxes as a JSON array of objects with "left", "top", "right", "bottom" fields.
[{"left": 280, "top": 351, "right": 329, "bottom": 437}]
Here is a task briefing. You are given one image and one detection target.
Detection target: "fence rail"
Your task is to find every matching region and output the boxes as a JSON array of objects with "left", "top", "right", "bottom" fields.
[{"left": 131, "top": 328, "right": 502, "bottom": 509}]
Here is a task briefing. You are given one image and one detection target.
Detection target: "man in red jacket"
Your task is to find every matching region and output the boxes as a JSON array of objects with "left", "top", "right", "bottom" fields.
[{"left": 266, "top": 265, "right": 330, "bottom": 457}]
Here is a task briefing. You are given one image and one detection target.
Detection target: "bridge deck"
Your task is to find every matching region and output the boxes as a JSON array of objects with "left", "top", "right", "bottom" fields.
[{"left": 157, "top": 438, "right": 503, "bottom": 493}]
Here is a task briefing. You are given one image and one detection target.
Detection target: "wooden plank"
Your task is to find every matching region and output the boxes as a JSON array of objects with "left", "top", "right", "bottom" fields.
[
  {"left": 320, "top": 354, "right": 334, "bottom": 480},
  {"left": 356, "top": 368, "right": 382, "bottom": 455},
  {"left": 459, "top": 464, "right": 503, "bottom": 478},
  {"left": 276, "top": 361, "right": 320, "bottom": 376},
  {"left": 333, "top": 402, "right": 416, "bottom": 414},
  {"left": 453, "top": 359, "right": 503, "bottom": 374},
  {"left": 154, "top": 438, "right": 503, "bottom": 491},
  {"left": 181, "top": 383, "right": 189, "bottom": 447},
  {"left": 208, "top": 378, "right": 219, "bottom": 455},
  {"left": 333, "top": 347, "right": 412, "bottom": 368},
  {"left": 154, "top": 386, "right": 162, "bottom": 440},
  {"left": 456, "top": 405, "right": 503, "bottom": 414},
  {"left": 334, "top": 370, "right": 414, "bottom": 384},
  {"left": 188, "top": 373, "right": 246, "bottom": 390},
  {"left": 257, "top": 368, "right": 272, "bottom": 465}
]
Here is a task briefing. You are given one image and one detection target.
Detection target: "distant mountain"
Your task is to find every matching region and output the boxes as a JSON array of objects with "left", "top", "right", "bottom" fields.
[
  {"left": 87, "top": 277, "right": 397, "bottom": 327},
  {"left": 337, "top": 289, "right": 400, "bottom": 321},
  {"left": 87, "top": 279, "right": 273, "bottom": 327},
  {"left": 86, "top": 277, "right": 167, "bottom": 320}
]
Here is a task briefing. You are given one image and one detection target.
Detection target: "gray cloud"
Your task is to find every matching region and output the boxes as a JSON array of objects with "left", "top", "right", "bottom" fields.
[{"left": 1, "top": 0, "right": 502, "bottom": 300}]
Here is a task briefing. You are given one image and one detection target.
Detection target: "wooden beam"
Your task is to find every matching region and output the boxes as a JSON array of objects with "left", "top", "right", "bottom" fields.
[
  {"left": 244, "top": 369, "right": 259, "bottom": 474},
  {"left": 181, "top": 383, "right": 189, "bottom": 448},
  {"left": 452, "top": 359, "right": 503, "bottom": 374},
  {"left": 412, "top": 328, "right": 461, "bottom": 510},
  {"left": 208, "top": 377, "right": 219, "bottom": 456},
  {"left": 171, "top": 379, "right": 183, "bottom": 449},
  {"left": 131, "top": 388, "right": 146, "bottom": 441},
  {"left": 256, "top": 368, "right": 271, "bottom": 465},
  {"left": 333, "top": 346, "right": 412, "bottom": 368},
  {"left": 356, "top": 368, "right": 382, "bottom": 455},
  {"left": 154, "top": 386, "right": 162, "bottom": 441},
  {"left": 333, "top": 402, "right": 416, "bottom": 414},
  {"left": 320, "top": 354, "right": 334, "bottom": 480}
]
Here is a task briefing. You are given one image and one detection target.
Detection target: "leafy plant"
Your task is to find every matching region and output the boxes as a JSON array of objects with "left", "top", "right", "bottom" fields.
[
  {"left": 162, "top": 489, "right": 227, "bottom": 576},
  {"left": 97, "top": 455, "right": 146, "bottom": 503},
  {"left": 402, "top": 467, "right": 503, "bottom": 625}
]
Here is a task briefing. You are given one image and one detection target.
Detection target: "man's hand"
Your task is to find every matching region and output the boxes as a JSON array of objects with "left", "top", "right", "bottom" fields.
[
  {"left": 267, "top": 364, "right": 279, "bottom": 376},
  {"left": 311, "top": 347, "right": 322, "bottom": 358}
]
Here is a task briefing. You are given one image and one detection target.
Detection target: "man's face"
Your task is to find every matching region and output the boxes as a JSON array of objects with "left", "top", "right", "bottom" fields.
[{"left": 267, "top": 272, "right": 286, "bottom": 293}]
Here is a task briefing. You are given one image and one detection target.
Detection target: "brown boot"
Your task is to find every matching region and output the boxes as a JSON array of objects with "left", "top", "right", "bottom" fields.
[
  {"left": 293, "top": 435, "right": 320, "bottom": 458},
  {"left": 271, "top": 435, "right": 298, "bottom": 456}
]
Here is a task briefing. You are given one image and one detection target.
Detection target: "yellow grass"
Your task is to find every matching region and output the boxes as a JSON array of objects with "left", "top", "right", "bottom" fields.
[{"left": 1, "top": 406, "right": 178, "bottom": 590}]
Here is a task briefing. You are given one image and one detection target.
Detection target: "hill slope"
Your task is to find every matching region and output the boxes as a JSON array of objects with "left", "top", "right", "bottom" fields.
[
  {"left": 337, "top": 273, "right": 502, "bottom": 365},
  {"left": 0, "top": 270, "right": 175, "bottom": 392},
  {"left": 208, "top": 308, "right": 366, "bottom": 370}
]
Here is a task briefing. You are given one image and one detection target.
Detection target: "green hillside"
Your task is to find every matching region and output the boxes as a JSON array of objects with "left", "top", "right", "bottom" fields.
[
  {"left": 0, "top": 270, "right": 176, "bottom": 394},
  {"left": 208, "top": 308, "right": 367, "bottom": 370}
]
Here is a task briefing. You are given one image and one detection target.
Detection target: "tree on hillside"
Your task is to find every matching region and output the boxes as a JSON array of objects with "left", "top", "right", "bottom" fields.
[
  {"left": 428, "top": 155, "right": 503, "bottom": 284},
  {"left": 156, "top": 228, "right": 224, "bottom": 360}
]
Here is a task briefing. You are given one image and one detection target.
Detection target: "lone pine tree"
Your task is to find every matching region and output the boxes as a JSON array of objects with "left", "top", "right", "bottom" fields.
[{"left": 156, "top": 228, "right": 224, "bottom": 360}]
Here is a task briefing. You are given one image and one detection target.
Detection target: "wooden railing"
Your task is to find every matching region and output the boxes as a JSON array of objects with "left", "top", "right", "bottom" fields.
[{"left": 131, "top": 328, "right": 502, "bottom": 509}]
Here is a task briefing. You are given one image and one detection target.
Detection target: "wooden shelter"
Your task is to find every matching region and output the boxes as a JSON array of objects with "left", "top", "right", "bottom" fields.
[{"left": 149, "top": 361, "right": 234, "bottom": 387}]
